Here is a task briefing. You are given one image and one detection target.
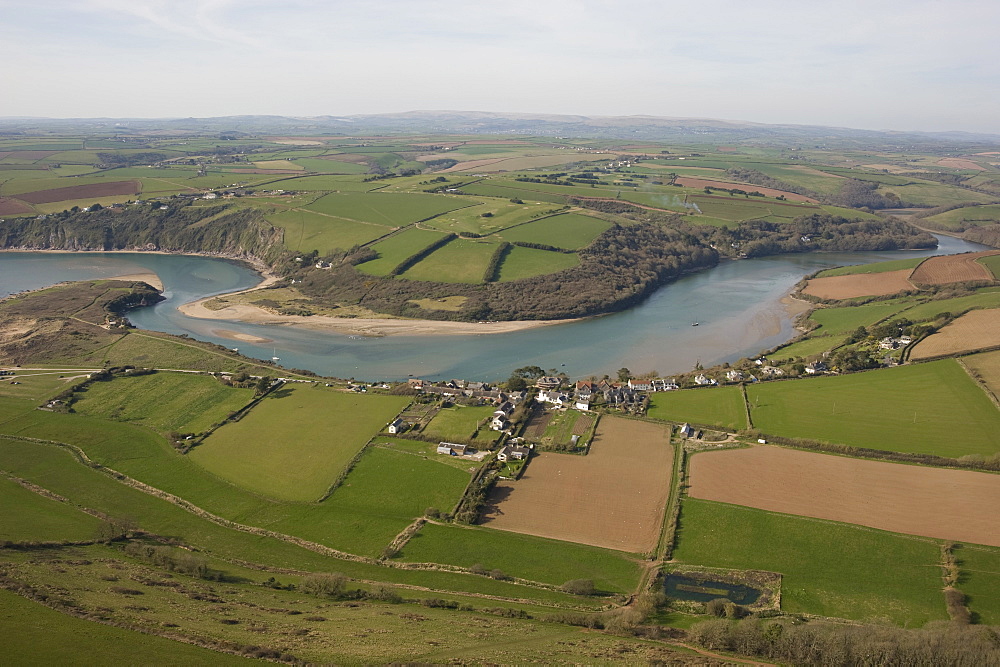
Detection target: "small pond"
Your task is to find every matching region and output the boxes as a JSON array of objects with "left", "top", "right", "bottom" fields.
[{"left": 663, "top": 572, "right": 762, "bottom": 605}]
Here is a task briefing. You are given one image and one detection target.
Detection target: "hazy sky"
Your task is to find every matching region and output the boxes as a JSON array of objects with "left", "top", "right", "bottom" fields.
[{"left": 2, "top": 0, "right": 997, "bottom": 133}]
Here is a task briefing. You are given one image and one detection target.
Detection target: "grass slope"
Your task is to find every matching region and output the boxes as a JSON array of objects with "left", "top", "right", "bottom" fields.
[
  {"left": 647, "top": 386, "right": 748, "bottom": 430},
  {"left": 0, "top": 476, "right": 104, "bottom": 542}
]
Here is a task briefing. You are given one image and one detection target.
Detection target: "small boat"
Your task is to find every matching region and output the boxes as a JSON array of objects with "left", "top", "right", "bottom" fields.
[
  {"left": 271, "top": 347, "right": 280, "bottom": 361},
  {"left": 691, "top": 322, "right": 699, "bottom": 327}
]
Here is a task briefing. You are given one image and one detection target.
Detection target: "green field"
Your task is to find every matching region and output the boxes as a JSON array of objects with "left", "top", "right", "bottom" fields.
[
  {"left": 72, "top": 372, "right": 254, "bottom": 434},
  {"left": 978, "top": 253, "right": 1000, "bottom": 280},
  {"left": 0, "top": 475, "right": 104, "bottom": 542},
  {"left": 499, "top": 213, "right": 610, "bottom": 250},
  {"left": 400, "top": 238, "right": 498, "bottom": 283},
  {"left": 814, "top": 257, "right": 924, "bottom": 278},
  {"left": 894, "top": 287, "right": 1000, "bottom": 322},
  {"left": 267, "top": 209, "right": 392, "bottom": 254},
  {"left": 958, "top": 545, "right": 1000, "bottom": 625},
  {"left": 190, "top": 385, "right": 409, "bottom": 502},
  {"left": 420, "top": 201, "right": 551, "bottom": 236},
  {"left": 674, "top": 499, "right": 946, "bottom": 625},
  {"left": 372, "top": 437, "right": 481, "bottom": 471},
  {"left": 0, "top": 370, "right": 83, "bottom": 401},
  {"left": 329, "top": 446, "right": 469, "bottom": 519},
  {"left": 747, "top": 360, "right": 1000, "bottom": 457},
  {"left": 772, "top": 334, "right": 845, "bottom": 360},
  {"left": 923, "top": 204, "right": 1000, "bottom": 230},
  {"left": 459, "top": 182, "right": 569, "bottom": 204},
  {"left": 424, "top": 405, "right": 495, "bottom": 441},
  {"left": 496, "top": 246, "right": 580, "bottom": 281},
  {"left": 400, "top": 523, "right": 642, "bottom": 593},
  {"left": 647, "top": 386, "right": 748, "bottom": 430},
  {"left": 305, "top": 192, "right": 470, "bottom": 226},
  {"left": 357, "top": 227, "right": 449, "bottom": 276},
  {"left": 807, "top": 301, "right": 911, "bottom": 335}
]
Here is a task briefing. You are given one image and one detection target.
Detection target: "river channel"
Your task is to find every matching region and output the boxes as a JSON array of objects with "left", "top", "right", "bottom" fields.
[{"left": 0, "top": 234, "right": 988, "bottom": 381}]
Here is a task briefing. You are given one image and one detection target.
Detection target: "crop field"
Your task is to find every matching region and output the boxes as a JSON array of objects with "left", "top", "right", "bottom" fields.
[
  {"left": 689, "top": 446, "right": 1000, "bottom": 546},
  {"left": 424, "top": 404, "right": 495, "bottom": 441},
  {"left": 959, "top": 546, "right": 1000, "bottom": 625},
  {"left": 399, "top": 522, "right": 642, "bottom": 592},
  {"left": 72, "top": 372, "right": 254, "bottom": 434},
  {"left": 674, "top": 499, "right": 946, "bottom": 625},
  {"left": 893, "top": 287, "right": 1000, "bottom": 323},
  {"left": 266, "top": 209, "right": 390, "bottom": 254},
  {"left": 356, "top": 228, "right": 449, "bottom": 276},
  {"left": 646, "top": 385, "right": 748, "bottom": 430},
  {"left": 910, "top": 309, "right": 1000, "bottom": 359},
  {"left": 801, "top": 269, "right": 915, "bottom": 299},
  {"left": 190, "top": 385, "right": 409, "bottom": 502},
  {"left": 11, "top": 180, "right": 141, "bottom": 205},
  {"left": 0, "top": 197, "right": 32, "bottom": 215},
  {"left": 480, "top": 416, "right": 673, "bottom": 552},
  {"left": 0, "top": 476, "right": 104, "bottom": 542},
  {"left": 400, "top": 238, "right": 498, "bottom": 283},
  {"left": 498, "top": 213, "right": 610, "bottom": 250},
  {"left": 814, "top": 257, "right": 924, "bottom": 278},
  {"left": 747, "top": 360, "right": 1000, "bottom": 457},
  {"left": 909, "top": 250, "right": 999, "bottom": 284},
  {"left": 964, "top": 349, "right": 1000, "bottom": 399},
  {"left": 539, "top": 408, "right": 593, "bottom": 446},
  {"left": 305, "top": 192, "right": 470, "bottom": 226},
  {"left": 673, "top": 176, "right": 818, "bottom": 203},
  {"left": 496, "top": 246, "right": 579, "bottom": 282}
]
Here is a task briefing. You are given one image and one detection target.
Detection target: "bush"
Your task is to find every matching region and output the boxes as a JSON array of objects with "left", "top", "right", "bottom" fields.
[
  {"left": 302, "top": 573, "right": 348, "bottom": 598},
  {"left": 561, "top": 579, "right": 596, "bottom": 595}
]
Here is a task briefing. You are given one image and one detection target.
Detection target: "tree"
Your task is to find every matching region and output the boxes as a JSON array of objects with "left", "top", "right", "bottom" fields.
[
  {"left": 617, "top": 367, "right": 631, "bottom": 382},
  {"left": 561, "top": 579, "right": 596, "bottom": 595},
  {"left": 254, "top": 376, "right": 273, "bottom": 395},
  {"left": 506, "top": 374, "right": 528, "bottom": 391}
]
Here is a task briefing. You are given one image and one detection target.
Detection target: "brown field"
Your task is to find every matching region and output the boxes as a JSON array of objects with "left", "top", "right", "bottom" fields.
[
  {"left": 910, "top": 250, "right": 999, "bottom": 285},
  {"left": 9, "top": 151, "right": 60, "bottom": 161},
  {"left": 227, "top": 169, "right": 301, "bottom": 174},
  {"left": 689, "top": 446, "right": 1000, "bottom": 546},
  {"left": 522, "top": 408, "right": 553, "bottom": 439},
  {"left": 936, "top": 157, "right": 987, "bottom": 171},
  {"left": 674, "top": 176, "right": 818, "bottom": 203},
  {"left": 480, "top": 416, "right": 673, "bottom": 553},
  {"left": 802, "top": 269, "right": 915, "bottom": 299},
  {"left": 0, "top": 197, "right": 32, "bottom": 215},
  {"left": 964, "top": 349, "right": 1000, "bottom": 399},
  {"left": 17, "top": 180, "right": 140, "bottom": 204},
  {"left": 910, "top": 308, "right": 1000, "bottom": 359}
]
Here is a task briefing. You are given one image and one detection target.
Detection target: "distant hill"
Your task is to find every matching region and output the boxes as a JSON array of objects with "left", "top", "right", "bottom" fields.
[{"left": 2, "top": 111, "right": 998, "bottom": 149}]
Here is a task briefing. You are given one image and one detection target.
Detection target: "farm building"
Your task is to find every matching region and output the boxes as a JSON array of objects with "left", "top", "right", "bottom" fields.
[
  {"left": 387, "top": 418, "right": 407, "bottom": 434},
  {"left": 437, "top": 442, "right": 468, "bottom": 456},
  {"left": 497, "top": 444, "right": 530, "bottom": 461}
]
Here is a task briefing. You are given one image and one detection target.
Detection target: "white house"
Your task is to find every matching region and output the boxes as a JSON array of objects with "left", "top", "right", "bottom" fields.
[{"left": 387, "top": 418, "right": 406, "bottom": 434}]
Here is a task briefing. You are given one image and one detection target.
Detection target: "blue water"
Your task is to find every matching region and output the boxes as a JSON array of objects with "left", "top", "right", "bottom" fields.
[{"left": 0, "top": 234, "right": 988, "bottom": 380}]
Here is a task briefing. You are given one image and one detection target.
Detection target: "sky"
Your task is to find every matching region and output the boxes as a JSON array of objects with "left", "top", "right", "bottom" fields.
[{"left": 1, "top": 0, "right": 997, "bottom": 134}]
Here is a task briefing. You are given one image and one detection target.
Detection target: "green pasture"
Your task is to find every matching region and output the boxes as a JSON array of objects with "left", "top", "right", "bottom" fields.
[
  {"left": 291, "top": 157, "right": 368, "bottom": 174},
  {"left": 459, "top": 182, "right": 569, "bottom": 204},
  {"left": 267, "top": 209, "right": 391, "bottom": 254},
  {"left": 329, "top": 446, "right": 469, "bottom": 519},
  {"left": 399, "top": 522, "right": 642, "bottom": 593},
  {"left": 923, "top": 204, "right": 1000, "bottom": 230},
  {"left": 497, "top": 246, "right": 579, "bottom": 281},
  {"left": 0, "top": 371, "right": 82, "bottom": 401},
  {"left": 420, "top": 201, "right": 549, "bottom": 236},
  {"left": 686, "top": 196, "right": 805, "bottom": 222},
  {"left": 191, "top": 384, "right": 408, "bottom": 502},
  {"left": 819, "top": 205, "right": 881, "bottom": 220},
  {"left": 814, "top": 257, "right": 924, "bottom": 278},
  {"left": 895, "top": 287, "right": 1000, "bottom": 322},
  {"left": 424, "top": 405, "right": 495, "bottom": 441},
  {"left": 883, "top": 181, "right": 993, "bottom": 207},
  {"left": 72, "top": 372, "right": 254, "bottom": 434},
  {"left": 0, "top": 437, "right": 584, "bottom": 605},
  {"left": 306, "top": 192, "right": 470, "bottom": 226},
  {"left": 0, "top": 475, "right": 104, "bottom": 542},
  {"left": 373, "top": 437, "right": 481, "bottom": 472},
  {"left": 356, "top": 227, "right": 449, "bottom": 276},
  {"left": 0, "top": 589, "right": 251, "bottom": 666},
  {"left": 499, "top": 212, "right": 610, "bottom": 250},
  {"left": 978, "top": 253, "right": 1000, "bottom": 279},
  {"left": 647, "top": 386, "right": 748, "bottom": 430},
  {"left": 673, "top": 499, "right": 946, "bottom": 625},
  {"left": 772, "top": 334, "right": 845, "bottom": 360},
  {"left": 400, "top": 238, "right": 498, "bottom": 283},
  {"left": 808, "top": 301, "right": 912, "bottom": 335},
  {"left": 958, "top": 545, "right": 1000, "bottom": 625},
  {"left": 747, "top": 360, "right": 1000, "bottom": 457},
  {"left": 253, "top": 159, "right": 303, "bottom": 171},
  {"left": 749, "top": 163, "right": 846, "bottom": 195}
]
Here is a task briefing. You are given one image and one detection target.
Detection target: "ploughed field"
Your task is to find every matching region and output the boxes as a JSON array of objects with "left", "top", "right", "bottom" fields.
[
  {"left": 688, "top": 446, "right": 1000, "bottom": 547},
  {"left": 480, "top": 416, "right": 672, "bottom": 553},
  {"left": 802, "top": 269, "right": 915, "bottom": 299},
  {"left": 909, "top": 250, "right": 1000, "bottom": 284},
  {"left": 910, "top": 308, "right": 1000, "bottom": 359}
]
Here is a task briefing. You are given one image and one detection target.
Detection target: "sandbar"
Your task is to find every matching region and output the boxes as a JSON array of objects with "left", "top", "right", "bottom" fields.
[
  {"left": 179, "top": 298, "right": 572, "bottom": 337},
  {"left": 110, "top": 272, "right": 163, "bottom": 291}
]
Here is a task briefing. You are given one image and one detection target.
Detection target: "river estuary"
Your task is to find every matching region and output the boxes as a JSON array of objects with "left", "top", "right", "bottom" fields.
[{"left": 0, "top": 234, "right": 989, "bottom": 381}]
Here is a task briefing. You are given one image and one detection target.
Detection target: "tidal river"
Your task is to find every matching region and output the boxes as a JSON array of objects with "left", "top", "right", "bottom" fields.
[{"left": 0, "top": 235, "right": 988, "bottom": 381}]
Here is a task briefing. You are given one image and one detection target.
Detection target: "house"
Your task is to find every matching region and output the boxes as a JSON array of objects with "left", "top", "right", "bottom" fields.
[
  {"left": 804, "top": 361, "right": 828, "bottom": 375},
  {"left": 497, "top": 444, "right": 530, "bottom": 461},
  {"left": 387, "top": 418, "right": 406, "bottom": 434},
  {"left": 678, "top": 423, "right": 695, "bottom": 437},
  {"left": 202, "top": 192, "right": 218, "bottom": 200},
  {"left": 437, "top": 442, "right": 468, "bottom": 456},
  {"left": 759, "top": 366, "right": 785, "bottom": 378},
  {"left": 694, "top": 374, "right": 717, "bottom": 386},
  {"left": 537, "top": 390, "right": 569, "bottom": 406},
  {"left": 575, "top": 399, "right": 590, "bottom": 411},
  {"left": 535, "top": 376, "right": 562, "bottom": 390},
  {"left": 725, "top": 370, "right": 745, "bottom": 382},
  {"left": 628, "top": 378, "right": 652, "bottom": 391},
  {"left": 407, "top": 378, "right": 425, "bottom": 390}
]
